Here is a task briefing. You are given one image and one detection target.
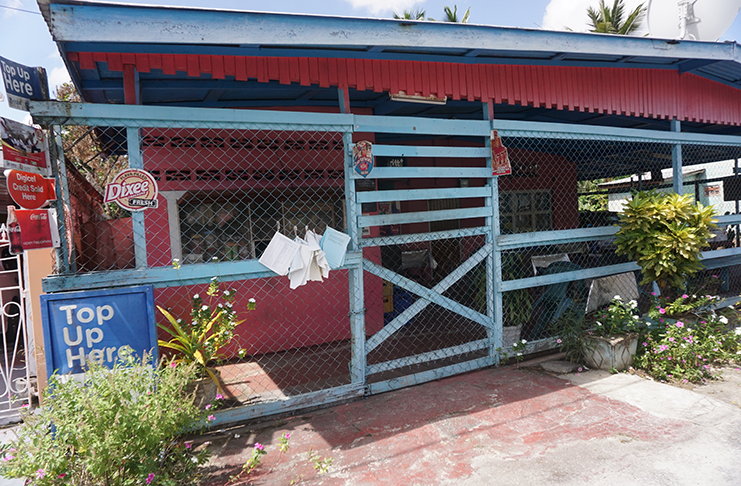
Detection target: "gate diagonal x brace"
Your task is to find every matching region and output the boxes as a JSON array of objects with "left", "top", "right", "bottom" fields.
[{"left": 364, "top": 243, "right": 493, "bottom": 353}]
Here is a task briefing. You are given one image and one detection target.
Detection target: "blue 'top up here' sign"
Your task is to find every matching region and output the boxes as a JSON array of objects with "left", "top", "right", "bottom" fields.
[{"left": 40, "top": 286, "right": 157, "bottom": 377}]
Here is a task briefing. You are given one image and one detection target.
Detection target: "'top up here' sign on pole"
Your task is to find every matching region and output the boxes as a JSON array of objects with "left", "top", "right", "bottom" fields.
[{"left": 40, "top": 286, "right": 158, "bottom": 378}]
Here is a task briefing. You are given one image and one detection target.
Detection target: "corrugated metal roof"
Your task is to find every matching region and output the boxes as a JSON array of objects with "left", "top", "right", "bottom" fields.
[{"left": 34, "top": 0, "right": 741, "bottom": 133}]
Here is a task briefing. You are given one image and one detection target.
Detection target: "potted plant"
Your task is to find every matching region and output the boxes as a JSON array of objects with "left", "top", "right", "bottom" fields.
[
  {"left": 582, "top": 296, "right": 643, "bottom": 371},
  {"left": 158, "top": 274, "right": 254, "bottom": 407}
]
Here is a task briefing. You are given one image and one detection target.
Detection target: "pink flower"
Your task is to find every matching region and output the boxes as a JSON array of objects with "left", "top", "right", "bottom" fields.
[
  {"left": 185, "top": 443, "right": 192, "bottom": 449},
  {"left": 215, "top": 394, "right": 224, "bottom": 400},
  {"left": 651, "top": 292, "right": 656, "bottom": 296},
  {"left": 36, "top": 469, "right": 44, "bottom": 479},
  {"left": 682, "top": 294, "right": 689, "bottom": 299},
  {"left": 659, "top": 308, "right": 666, "bottom": 314},
  {"left": 57, "top": 473, "right": 66, "bottom": 478},
  {"left": 146, "top": 473, "right": 155, "bottom": 484},
  {"left": 3, "top": 454, "right": 14, "bottom": 461},
  {"left": 642, "top": 342, "right": 648, "bottom": 346},
  {"left": 207, "top": 415, "right": 215, "bottom": 422},
  {"left": 284, "top": 433, "right": 291, "bottom": 440},
  {"left": 556, "top": 339, "right": 562, "bottom": 344},
  {"left": 205, "top": 404, "right": 211, "bottom": 410},
  {"left": 676, "top": 322, "right": 684, "bottom": 328},
  {"left": 169, "top": 362, "right": 177, "bottom": 368},
  {"left": 255, "top": 442, "right": 264, "bottom": 451}
]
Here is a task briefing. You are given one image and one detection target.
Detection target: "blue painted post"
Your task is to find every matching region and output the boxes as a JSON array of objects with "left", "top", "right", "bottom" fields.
[
  {"left": 671, "top": 119, "right": 683, "bottom": 195},
  {"left": 484, "top": 103, "right": 502, "bottom": 365},
  {"left": 126, "top": 127, "right": 147, "bottom": 269},
  {"left": 51, "top": 127, "right": 73, "bottom": 274},
  {"left": 344, "top": 132, "right": 365, "bottom": 386}
]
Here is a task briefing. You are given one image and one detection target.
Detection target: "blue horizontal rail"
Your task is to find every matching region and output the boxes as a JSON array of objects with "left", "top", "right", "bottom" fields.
[
  {"left": 350, "top": 167, "right": 491, "bottom": 180},
  {"left": 359, "top": 227, "right": 488, "bottom": 248},
  {"left": 358, "top": 207, "right": 491, "bottom": 227},
  {"left": 368, "top": 145, "right": 489, "bottom": 158},
  {"left": 498, "top": 226, "right": 618, "bottom": 250},
  {"left": 42, "top": 251, "right": 362, "bottom": 293},
  {"left": 366, "top": 356, "right": 492, "bottom": 396},
  {"left": 356, "top": 186, "right": 491, "bottom": 203},
  {"left": 367, "top": 339, "right": 488, "bottom": 375},
  {"left": 210, "top": 383, "right": 364, "bottom": 427}
]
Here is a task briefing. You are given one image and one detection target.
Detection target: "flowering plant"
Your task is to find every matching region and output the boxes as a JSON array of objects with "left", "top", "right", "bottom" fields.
[
  {"left": 0, "top": 353, "right": 211, "bottom": 485},
  {"left": 587, "top": 296, "right": 643, "bottom": 337},
  {"left": 634, "top": 315, "right": 740, "bottom": 383},
  {"left": 158, "top": 263, "right": 255, "bottom": 386}
]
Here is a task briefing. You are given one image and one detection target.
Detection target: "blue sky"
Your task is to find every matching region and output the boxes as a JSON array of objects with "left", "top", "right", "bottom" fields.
[{"left": 2, "top": 0, "right": 741, "bottom": 124}]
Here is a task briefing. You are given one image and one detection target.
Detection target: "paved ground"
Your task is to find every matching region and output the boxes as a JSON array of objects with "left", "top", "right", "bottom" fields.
[
  {"left": 3, "top": 360, "right": 741, "bottom": 485},
  {"left": 201, "top": 361, "right": 741, "bottom": 486}
]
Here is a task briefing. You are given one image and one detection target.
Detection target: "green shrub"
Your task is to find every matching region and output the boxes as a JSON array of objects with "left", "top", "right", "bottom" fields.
[
  {"left": 0, "top": 353, "right": 210, "bottom": 485},
  {"left": 614, "top": 190, "right": 716, "bottom": 296}
]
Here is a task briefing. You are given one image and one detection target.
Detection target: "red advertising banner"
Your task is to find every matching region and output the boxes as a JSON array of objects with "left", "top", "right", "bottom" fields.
[
  {"left": 6, "top": 169, "right": 55, "bottom": 209},
  {"left": 7, "top": 206, "right": 60, "bottom": 254},
  {"left": 491, "top": 130, "right": 511, "bottom": 177},
  {"left": 0, "top": 117, "right": 50, "bottom": 176}
]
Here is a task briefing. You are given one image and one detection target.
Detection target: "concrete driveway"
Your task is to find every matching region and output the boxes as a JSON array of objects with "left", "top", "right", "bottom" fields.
[{"left": 202, "top": 362, "right": 741, "bottom": 485}]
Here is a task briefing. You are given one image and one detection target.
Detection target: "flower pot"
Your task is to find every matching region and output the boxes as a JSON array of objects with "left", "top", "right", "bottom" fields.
[
  {"left": 582, "top": 333, "right": 639, "bottom": 371},
  {"left": 186, "top": 376, "right": 219, "bottom": 410},
  {"left": 502, "top": 325, "right": 523, "bottom": 348}
]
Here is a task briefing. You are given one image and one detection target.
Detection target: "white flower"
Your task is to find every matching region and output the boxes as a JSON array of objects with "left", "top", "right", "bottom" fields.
[
  {"left": 646, "top": 322, "right": 651, "bottom": 327},
  {"left": 719, "top": 316, "right": 729, "bottom": 324},
  {"left": 735, "top": 327, "right": 741, "bottom": 336},
  {"left": 516, "top": 352, "right": 523, "bottom": 356},
  {"left": 521, "top": 339, "right": 527, "bottom": 344},
  {"left": 218, "top": 304, "right": 223, "bottom": 308},
  {"left": 249, "top": 298, "right": 255, "bottom": 303},
  {"left": 226, "top": 303, "right": 233, "bottom": 308},
  {"left": 193, "top": 294, "right": 200, "bottom": 299},
  {"left": 596, "top": 322, "right": 602, "bottom": 326},
  {"left": 211, "top": 276, "right": 217, "bottom": 281},
  {"left": 224, "top": 290, "right": 231, "bottom": 296},
  {"left": 234, "top": 434, "right": 241, "bottom": 439},
  {"left": 201, "top": 305, "right": 208, "bottom": 311},
  {"left": 629, "top": 300, "right": 638, "bottom": 308},
  {"left": 613, "top": 295, "right": 622, "bottom": 301},
  {"left": 173, "top": 258, "right": 180, "bottom": 262}
]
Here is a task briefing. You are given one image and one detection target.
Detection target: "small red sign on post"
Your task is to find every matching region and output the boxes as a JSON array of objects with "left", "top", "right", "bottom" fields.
[
  {"left": 7, "top": 206, "right": 60, "bottom": 254},
  {"left": 6, "top": 169, "right": 55, "bottom": 209},
  {"left": 353, "top": 141, "right": 374, "bottom": 178},
  {"left": 491, "top": 130, "right": 511, "bottom": 176}
]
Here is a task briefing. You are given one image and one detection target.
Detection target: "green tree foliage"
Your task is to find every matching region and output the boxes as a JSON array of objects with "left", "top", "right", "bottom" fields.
[
  {"left": 429, "top": 5, "right": 471, "bottom": 23},
  {"left": 577, "top": 179, "right": 608, "bottom": 212},
  {"left": 614, "top": 190, "right": 717, "bottom": 295},
  {"left": 55, "top": 82, "right": 128, "bottom": 217},
  {"left": 393, "top": 8, "right": 426, "bottom": 20},
  {"left": 586, "top": 0, "right": 646, "bottom": 35}
]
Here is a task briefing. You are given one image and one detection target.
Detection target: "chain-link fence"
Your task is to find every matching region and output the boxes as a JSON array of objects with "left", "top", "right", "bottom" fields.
[{"left": 53, "top": 116, "right": 741, "bottom": 416}]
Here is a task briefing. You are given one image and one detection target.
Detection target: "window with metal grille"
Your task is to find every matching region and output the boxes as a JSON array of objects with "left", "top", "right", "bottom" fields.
[{"left": 500, "top": 190, "right": 552, "bottom": 234}]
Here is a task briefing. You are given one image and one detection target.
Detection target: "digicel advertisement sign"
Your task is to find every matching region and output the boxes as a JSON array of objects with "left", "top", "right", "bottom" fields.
[{"left": 6, "top": 169, "right": 54, "bottom": 209}]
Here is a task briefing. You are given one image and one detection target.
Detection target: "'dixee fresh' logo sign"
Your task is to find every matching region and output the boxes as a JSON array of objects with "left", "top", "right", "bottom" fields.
[{"left": 104, "top": 169, "right": 159, "bottom": 211}]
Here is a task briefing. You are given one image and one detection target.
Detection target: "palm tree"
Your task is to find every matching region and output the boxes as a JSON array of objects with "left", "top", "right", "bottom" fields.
[
  {"left": 429, "top": 5, "right": 471, "bottom": 23},
  {"left": 393, "top": 8, "right": 426, "bottom": 20},
  {"left": 586, "top": 0, "right": 646, "bottom": 35}
]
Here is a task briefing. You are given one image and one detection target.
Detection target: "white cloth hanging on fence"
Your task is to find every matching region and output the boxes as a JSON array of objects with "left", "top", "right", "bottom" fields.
[{"left": 287, "top": 229, "right": 331, "bottom": 289}]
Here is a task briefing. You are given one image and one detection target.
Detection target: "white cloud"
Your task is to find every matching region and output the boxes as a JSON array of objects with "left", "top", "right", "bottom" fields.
[
  {"left": 3, "top": 0, "right": 22, "bottom": 19},
  {"left": 541, "top": 0, "right": 648, "bottom": 35},
  {"left": 48, "top": 65, "right": 71, "bottom": 93},
  {"left": 342, "top": 0, "right": 421, "bottom": 16}
]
